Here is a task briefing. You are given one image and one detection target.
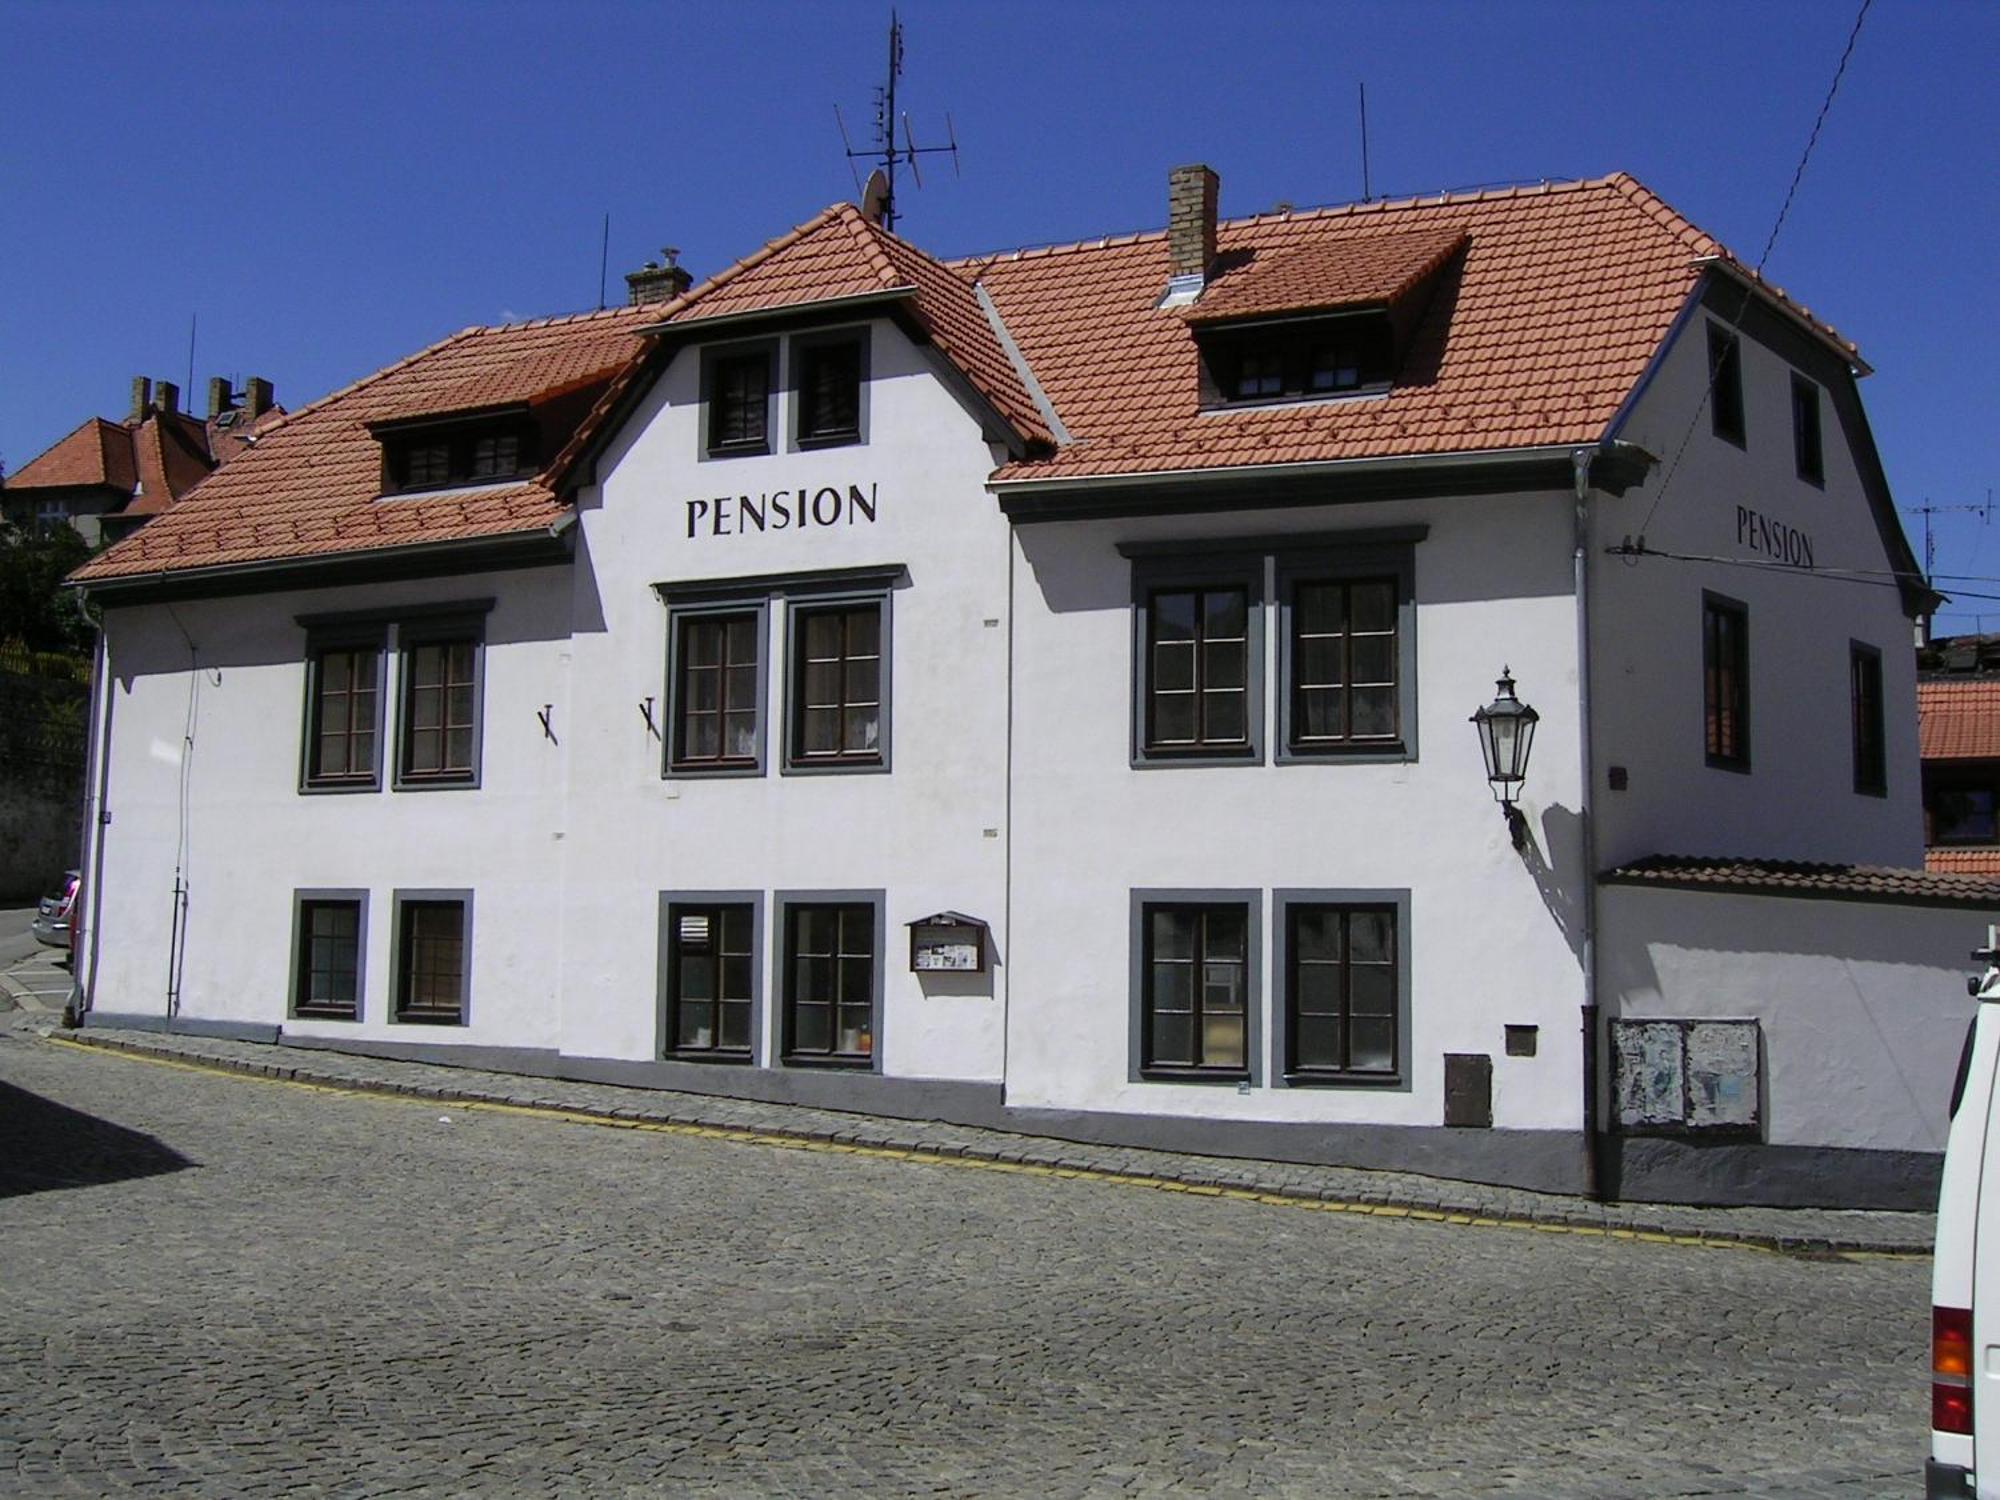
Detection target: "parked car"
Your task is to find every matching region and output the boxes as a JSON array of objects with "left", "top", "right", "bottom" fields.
[
  {"left": 1930, "top": 927, "right": 2000, "bottom": 1498},
  {"left": 31, "top": 869, "right": 78, "bottom": 948}
]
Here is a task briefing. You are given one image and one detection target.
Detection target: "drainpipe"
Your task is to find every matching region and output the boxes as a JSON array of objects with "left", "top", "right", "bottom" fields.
[
  {"left": 77, "top": 604, "right": 114, "bottom": 1023},
  {"left": 1573, "top": 446, "right": 1602, "bottom": 1200}
]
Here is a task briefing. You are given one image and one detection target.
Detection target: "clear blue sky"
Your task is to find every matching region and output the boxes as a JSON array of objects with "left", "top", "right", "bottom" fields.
[{"left": 3, "top": 1, "right": 1993, "bottom": 625}]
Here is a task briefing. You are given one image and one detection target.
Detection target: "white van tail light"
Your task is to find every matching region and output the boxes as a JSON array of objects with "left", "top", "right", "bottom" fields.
[{"left": 1935, "top": 1305, "right": 1973, "bottom": 1435}]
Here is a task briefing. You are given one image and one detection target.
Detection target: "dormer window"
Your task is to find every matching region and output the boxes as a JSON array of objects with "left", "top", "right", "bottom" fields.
[
  {"left": 1200, "top": 315, "right": 1394, "bottom": 409},
  {"left": 378, "top": 412, "right": 537, "bottom": 494},
  {"left": 794, "top": 333, "right": 866, "bottom": 448}
]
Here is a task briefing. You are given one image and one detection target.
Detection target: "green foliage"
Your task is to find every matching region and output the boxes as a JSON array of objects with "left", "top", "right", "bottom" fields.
[{"left": 0, "top": 522, "right": 93, "bottom": 655}]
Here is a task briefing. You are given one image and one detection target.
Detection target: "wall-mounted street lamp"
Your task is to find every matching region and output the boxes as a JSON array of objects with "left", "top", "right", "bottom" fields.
[{"left": 1471, "top": 667, "right": 1539, "bottom": 848}]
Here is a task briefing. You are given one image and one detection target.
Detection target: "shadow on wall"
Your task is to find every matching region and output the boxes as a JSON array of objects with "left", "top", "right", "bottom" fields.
[
  {"left": 1520, "top": 801, "right": 1588, "bottom": 968},
  {"left": 0, "top": 1077, "right": 194, "bottom": 1199}
]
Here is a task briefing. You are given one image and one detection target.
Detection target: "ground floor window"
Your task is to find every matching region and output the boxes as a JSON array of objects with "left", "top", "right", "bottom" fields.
[
  {"left": 1135, "top": 896, "right": 1258, "bottom": 1079},
  {"left": 1284, "top": 903, "right": 1399, "bottom": 1079},
  {"left": 665, "top": 901, "right": 755, "bottom": 1058},
  {"left": 782, "top": 900, "right": 877, "bottom": 1065},
  {"left": 292, "top": 893, "right": 364, "bottom": 1020},
  {"left": 394, "top": 893, "right": 469, "bottom": 1024}
]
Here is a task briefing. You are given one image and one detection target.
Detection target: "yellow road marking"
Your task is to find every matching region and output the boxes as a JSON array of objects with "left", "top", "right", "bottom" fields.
[{"left": 39, "top": 1033, "right": 1917, "bottom": 1260}]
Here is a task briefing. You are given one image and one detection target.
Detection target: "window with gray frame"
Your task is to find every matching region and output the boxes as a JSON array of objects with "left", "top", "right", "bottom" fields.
[
  {"left": 782, "top": 901, "right": 876, "bottom": 1065},
  {"left": 1702, "top": 593, "right": 1750, "bottom": 771},
  {"left": 1851, "top": 642, "right": 1885, "bottom": 796},
  {"left": 395, "top": 895, "right": 468, "bottom": 1024},
  {"left": 793, "top": 332, "right": 866, "bottom": 448},
  {"left": 670, "top": 608, "right": 764, "bottom": 773},
  {"left": 1791, "top": 373, "right": 1824, "bottom": 486},
  {"left": 1283, "top": 902, "right": 1400, "bottom": 1080},
  {"left": 397, "top": 623, "right": 482, "bottom": 786},
  {"left": 788, "top": 600, "right": 885, "bottom": 769},
  {"left": 293, "top": 895, "right": 364, "bottom": 1021},
  {"left": 664, "top": 901, "right": 755, "bottom": 1058},
  {"left": 704, "top": 344, "right": 775, "bottom": 458},
  {"left": 1139, "top": 902, "right": 1252, "bottom": 1078},
  {"left": 1708, "top": 323, "right": 1745, "bottom": 447},
  {"left": 1131, "top": 560, "right": 1262, "bottom": 764},
  {"left": 303, "top": 631, "right": 385, "bottom": 790},
  {"left": 1279, "top": 542, "right": 1417, "bottom": 760}
]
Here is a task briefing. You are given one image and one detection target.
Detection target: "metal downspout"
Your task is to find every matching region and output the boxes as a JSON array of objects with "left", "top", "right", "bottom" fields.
[
  {"left": 79, "top": 616, "right": 114, "bottom": 1021},
  {"left": 1573, "top": 447, "right": 1603, "bottom": 1200}
]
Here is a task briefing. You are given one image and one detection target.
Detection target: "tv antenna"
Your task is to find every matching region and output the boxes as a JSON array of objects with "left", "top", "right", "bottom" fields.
[
  {"left": 1905, "top": 491, "right": 1995, "bottom": 582},
  {"left": 835, "top": 10, "right": 958, "bottom": 234}
]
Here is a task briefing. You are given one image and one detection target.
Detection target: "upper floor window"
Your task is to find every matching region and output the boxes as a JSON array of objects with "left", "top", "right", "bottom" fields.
[
  {"left": 794, "top": 333, "right": 866, "bottom": 447},
  {"left": 1703, "top": 593, "right": 1750, "bottom": 771},
  {"left": 303, "top": 633, "right": 385, "bottom": 791},
  {"left": 1199, "top": 315, "right": 1393, "bottom": 408},
  {"left": 789, "top": 600, "right": 885, "bottom": 770},
  {"left": 705, "top": 345, "right": 774, "bottom": 458},
  {"left": 1708, "top": 324, "right": 1745, "bottom": 447},
  {"left": 669, "top": 606, "right": 765, "bottom": 774},
  {"left": 1792, "top": 373, "right": 1824, "bottom": 486},
  {"left": 382, "top": 420, "right": 536, "bottom": 494},
  {"left": 1287, "top": 577, "right": 1400, "bottom": 752},
  {"left": 1851, "top": 642, "right": 1885, "bottom": 797},
  {"left": 397, "top": 620, "right": 484, "bottom": 788}
]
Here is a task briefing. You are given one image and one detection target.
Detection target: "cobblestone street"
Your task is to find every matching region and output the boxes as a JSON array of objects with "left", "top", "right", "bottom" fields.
[{"left": 0, "top": 1023, "right": 1924, "bottom": 1497}]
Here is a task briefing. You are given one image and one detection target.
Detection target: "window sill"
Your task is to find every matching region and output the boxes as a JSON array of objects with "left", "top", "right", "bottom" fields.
[
  {"left": 782, "top": 756, "right": 887, "bottom": 777},
  {"left": 300, "top": 779, "right": 382, "bottom": 795},
  {"left": 1139, "top": 1067, "right": 1252, "bottom": 1085},
  {"left": 1198, "top": 386, "right": 1391, "bottom": 415},
  {"left": 780, "top": 1053, "right": 874, "bottom": 1070},
  {"left": 795, "top": 430, "right": 862, "bottom": 451},
  {"left": 291, "top": 1009, "right": 359, "bottom": 1022},
  {"left": 1704, "top": 756, "right": 1752, "bottom": 775},
  {"left": 666, "top": 760, "right": 765, "bottom": 780},
  {"left": 1133, "top": 748, "right": 1261, "bottom": 770},
  {"left": 1283, "top": 1069, "right": 1404, "bottom": 1088},
  {"left": 665, "top": 1049, "right": 755, "bottom": 1065},
  {"left": 704, "top": 442, "right": 771, "bottom": 461},
  {"left": 393, "top": 1011, "right": 464, "bottom": 1027},
  {"left": 393, "top": 774, "right": 480, "bottom": 792},
  {"left": 1278, "top": 742, "right": 1411, "bottom": 766}
]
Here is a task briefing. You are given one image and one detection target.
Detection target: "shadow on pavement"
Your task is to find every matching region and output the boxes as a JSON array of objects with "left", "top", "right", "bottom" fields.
[{"left": 0, "top": 1079, "right": 194, "bottom": 1198}]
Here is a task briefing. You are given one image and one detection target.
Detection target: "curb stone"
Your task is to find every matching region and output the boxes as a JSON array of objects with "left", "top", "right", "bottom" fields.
[{"left": 47, "top": 1024, "right": 1936, "bottom": 1257}]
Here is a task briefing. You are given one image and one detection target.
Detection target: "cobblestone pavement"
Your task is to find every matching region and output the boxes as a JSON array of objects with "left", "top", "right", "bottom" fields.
[{"left": 0, "top": 1023, "right": 1925, "bottom": 1497}]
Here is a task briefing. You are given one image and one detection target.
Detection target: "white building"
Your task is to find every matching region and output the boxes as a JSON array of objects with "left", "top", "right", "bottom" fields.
[{"left": 69, "top": 168, "right": 1995, "bottom": 1208}]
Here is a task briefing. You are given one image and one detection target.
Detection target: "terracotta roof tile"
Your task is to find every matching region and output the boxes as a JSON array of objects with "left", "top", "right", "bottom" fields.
[
  {"left": 73, "top": 307, "right": 653, "bottom": 583},
  {"left": 9, "top": 417, "right": 137, "bottom": 493},
  {"left": 1920, "top": 679, "right": 2000, "bottom": 761},
  {"left": 1186, "top": 226, "right": 1467, "bottom": 324},
  {"left": 672, "top": 204, "right": 905, "bottom": 323},
  {"left": 1927, "top": 849, "right": 2000, "bottom": 877},
  {"left": 1603, "top": 854, "right": 2000, "bottom": 908}
]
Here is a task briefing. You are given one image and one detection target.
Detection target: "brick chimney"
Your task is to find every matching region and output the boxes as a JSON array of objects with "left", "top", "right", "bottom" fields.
[
  {"left": 626, "top": 248, "right": 693, "bottom": 307},
  {"left": 154, "top": 380, "right": 180, "bottom": 417},
  {"left": 208, "top": 377, "right": 235, "bottom": 420},
  {"left": 129, "top": 377, "right": 152, "bottom": 423},
  {"left": 1166, "top": 164, "right": 1220, "bottom": 293},
  {"left": 243, "top": 377, "right": 275, "bottom": 418}
]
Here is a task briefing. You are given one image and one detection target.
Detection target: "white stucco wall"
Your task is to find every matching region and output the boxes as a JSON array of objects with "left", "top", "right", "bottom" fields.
[
  {"left": 560, "top": 317, "right": 1011, "bottom": 1080},
  {"left": 84, "top": 565, "right": 576, "bottom": 1049},
  {"left": 1004, "top": 488, "right": 1591, "bottom": 1131},
  {"left": 1600, "top": 883, "right": 1992, "bottom": 1154},
  {"left": 1590, "top": 295, "right": 1923, "bottom": 869}
]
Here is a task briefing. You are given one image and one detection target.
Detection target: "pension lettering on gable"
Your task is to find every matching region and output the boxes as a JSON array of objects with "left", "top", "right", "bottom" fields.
[
  {"left": 1735, "top": 505, "right": 1814, "bottom": 570},
  {"left": 686, "top": 484, "right": 879, "bottom": 540}
]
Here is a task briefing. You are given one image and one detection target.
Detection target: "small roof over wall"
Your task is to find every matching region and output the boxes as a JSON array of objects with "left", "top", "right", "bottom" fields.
[{"left": 1603, "top": 854, "right": 2000, "bottom": 911}]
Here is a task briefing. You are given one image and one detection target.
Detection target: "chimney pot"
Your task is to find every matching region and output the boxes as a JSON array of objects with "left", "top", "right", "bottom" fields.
[
  {"left": 1166, "top": 163, "right": 1220, "bottom": 286},
  {"left": 625, "top": 247, "right": 693, "bottom": 307},
  {"left": 155, "top": 380, "right": 179, "bottom": 417},
  {"left": 244, "top": 377, "right": 275, "bottom": 418},
  {"left": 207, "top": 377, "right": 235, "bottom": 420},
  {"left": 129, "top": 377, "right": 152, "bottom": 424}
]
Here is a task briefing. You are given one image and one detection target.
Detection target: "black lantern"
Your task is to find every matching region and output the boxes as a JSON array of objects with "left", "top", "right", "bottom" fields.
[{"left": 1470, "top": 667, "right": 1538, "bottom": 844}]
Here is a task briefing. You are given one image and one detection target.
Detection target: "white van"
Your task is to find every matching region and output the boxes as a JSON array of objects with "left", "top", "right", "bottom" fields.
[{"left": 1930, "top": 929, "right": 2000, "bottom": 1497}]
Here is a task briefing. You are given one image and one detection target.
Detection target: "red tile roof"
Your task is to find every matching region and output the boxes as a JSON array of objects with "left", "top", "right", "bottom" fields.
[
  {"left": 1920, "top": 679, "right": 2000, "bottom": 762},
  {"left": 1927, "top": 849, "right": 2000, "bottom": 877},
  {"left": 72, "top": 171, "right": 1863, "bottom": 589},
  {"left": 1185, "top": 226, "right": 1467, "bottom": 325},
  {"left": 1603, "top": 854, "right": 2000, "bottom": 908},
  {"left": 10, "top": 417, "right": 138, "bottom": 493},
  {"left": 73, "top": 309, "right": 653, "bottom": 583}
]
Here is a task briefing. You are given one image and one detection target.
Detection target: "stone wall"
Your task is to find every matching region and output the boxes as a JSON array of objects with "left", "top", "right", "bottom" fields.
[{"left": 0, "top": 644, "right": 88, "bottom": 900}]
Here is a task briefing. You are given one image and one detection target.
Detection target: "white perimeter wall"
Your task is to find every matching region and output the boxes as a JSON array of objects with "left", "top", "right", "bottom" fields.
[
  {"left": 560, "top": 317, "right": 1011, "bottom": 1079},
  {"left": 1590, "top": 300, "right": 1923, "bottom": 869},
  {"left": 1600, "top": 883, "right": 1991, "bottom": 1154},
  {"left": 1006, "top": 489, "right": 1591, "bottom": 1130},
  {"left": 86, "top": 565, "right": 576, "bottom": 1049}
]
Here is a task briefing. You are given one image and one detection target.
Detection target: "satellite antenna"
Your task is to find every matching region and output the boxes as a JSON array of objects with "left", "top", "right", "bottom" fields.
[{"left": 834, "top": 10, "right": 958, "bottom": 233}]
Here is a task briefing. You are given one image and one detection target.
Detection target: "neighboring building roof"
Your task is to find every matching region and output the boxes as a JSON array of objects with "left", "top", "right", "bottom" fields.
[
  {"left": 9, "top": 417, "right": 140, "bottom": 493},
  {"left": 8, "top": 397, "right": 283, "bottom": 526},
  {"left": 73, "top": 310, "right": 653, "bottom": 583},
  {"left": 1602, "top": 854, "right": 2000, "bottom": 909},
  {"left": 1927, "top": 849, "right": 2000, "bottom": 877},
  {"left": 1920, "top": 679, "right": 2000, "bottom": 762},
  {"left": 72, "top": 170, "right": 1873, "bottom": 592}
]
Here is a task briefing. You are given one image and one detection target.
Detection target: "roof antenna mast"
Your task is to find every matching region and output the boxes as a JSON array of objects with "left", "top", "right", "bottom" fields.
[
  {"left": 1358, "top": 82, "right": 1372, "bottom": 203},
  {"left": 834, "top": 10, "right": 958, "bottom": 234}
]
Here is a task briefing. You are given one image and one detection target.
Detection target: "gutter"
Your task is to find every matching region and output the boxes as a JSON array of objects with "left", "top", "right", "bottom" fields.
[{"left": 986, "top": 443, "right": 1600, "bottom": 497}]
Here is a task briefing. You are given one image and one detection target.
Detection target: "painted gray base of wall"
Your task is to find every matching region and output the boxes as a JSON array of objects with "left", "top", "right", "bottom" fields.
[
  {"left": 80, "top": 1022, "right": 1939, "bottom": 1208},
  {"left": 84, "top": 1011, "right": 281, "bottom": 1045},
  {"left": 1601, "top": 1134, "right": 1941, "bottom": 1213}
]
